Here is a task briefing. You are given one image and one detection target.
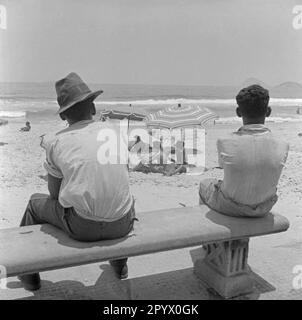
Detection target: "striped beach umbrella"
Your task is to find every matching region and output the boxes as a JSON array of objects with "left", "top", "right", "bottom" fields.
[{"left": 145, "top": 105, "right": 218, "bottom": 129}]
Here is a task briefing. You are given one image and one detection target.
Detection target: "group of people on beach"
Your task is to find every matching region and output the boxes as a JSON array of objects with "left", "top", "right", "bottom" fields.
[
  {"left": 128, "top": 135, "right": 188, "bottom": 176},
  {"left": 17, "top": 72, "right": 289, "bottom": 291}
]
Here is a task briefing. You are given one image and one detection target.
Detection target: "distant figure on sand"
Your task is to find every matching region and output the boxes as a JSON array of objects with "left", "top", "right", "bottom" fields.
[
  {"left": 128, "top": 135, "right": 142, "bottom": 151},
  {"left": 18, "top": 72, "right": 136, "bottom": 291},
  {"left": 199, "top": 85, "right": 289, "bottom": 217},
  {"left": 20, "top": 121, "right": 31, "bottom": 132},
  {"left": 0, "top": 119, "right": 8, "bottom": 126}
]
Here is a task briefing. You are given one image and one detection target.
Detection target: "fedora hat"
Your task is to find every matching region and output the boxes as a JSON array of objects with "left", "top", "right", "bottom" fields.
[{"left": 55, "top": 72, "right": 103, "bottom": 114}]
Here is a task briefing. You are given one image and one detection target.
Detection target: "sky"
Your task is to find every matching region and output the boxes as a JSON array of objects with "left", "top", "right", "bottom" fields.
[{"left": 0, "top": 0, "right": 301, "bottom": 85}]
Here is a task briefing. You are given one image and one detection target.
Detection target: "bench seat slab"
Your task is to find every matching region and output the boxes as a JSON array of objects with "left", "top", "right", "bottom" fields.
[{"left": 0, "top": 206, "right": 289, "bottom": 278}]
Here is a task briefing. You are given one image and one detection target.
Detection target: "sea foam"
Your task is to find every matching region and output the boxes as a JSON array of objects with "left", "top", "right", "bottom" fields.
[
  {"left": 0, "top": 111, "right": 26, "bottom": 118},
  {"left": 95, "top": 98, "right": 302, "bottom": 107},
  {"left": 215, "top": 116, "right": 302, "bottom": 124}
]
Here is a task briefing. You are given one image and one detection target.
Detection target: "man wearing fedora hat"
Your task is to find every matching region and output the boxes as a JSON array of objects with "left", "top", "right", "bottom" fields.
[{"left": 18, "top": 73, "right": 136, "bottom": 291}]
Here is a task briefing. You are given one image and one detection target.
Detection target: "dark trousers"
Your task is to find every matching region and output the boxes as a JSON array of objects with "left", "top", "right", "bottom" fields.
[{"left": 20, "top": 193, "right": 137, "bottom": 269}]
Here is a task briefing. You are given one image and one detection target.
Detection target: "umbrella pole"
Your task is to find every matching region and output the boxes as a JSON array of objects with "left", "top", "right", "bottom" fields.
[
  {"left": 128, "top": 103, "right": 133, "bottom": 133},
  {"left": 127, "top": 104, "right": 133, "bottom": 171}
]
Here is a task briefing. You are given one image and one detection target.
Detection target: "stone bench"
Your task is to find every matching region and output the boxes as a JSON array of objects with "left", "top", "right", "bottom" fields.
[{"left": 0, "top": 205, "right": 289, "bottom": 298}]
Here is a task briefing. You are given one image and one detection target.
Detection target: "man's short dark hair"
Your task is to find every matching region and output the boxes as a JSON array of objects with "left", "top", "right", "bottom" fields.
[
  {"left": 61, "top": 99, "right": 95, "bottom": 122},
  {"left": 236, "top": 85, "right": 270, "bottom": 118}
]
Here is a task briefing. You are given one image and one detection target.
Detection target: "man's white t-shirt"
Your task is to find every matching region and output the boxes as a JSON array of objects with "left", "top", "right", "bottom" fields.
[
  {"left": 44, "top": 120, "right": 133, "bottom": 222},
  {"left": 217, "top": 124, "right": 289, "bottom": 206}
]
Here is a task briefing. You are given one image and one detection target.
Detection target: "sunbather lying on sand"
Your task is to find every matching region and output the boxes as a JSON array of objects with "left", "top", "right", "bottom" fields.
[{"left": 199, "top": 85, "right": 289, "bottom": 217}]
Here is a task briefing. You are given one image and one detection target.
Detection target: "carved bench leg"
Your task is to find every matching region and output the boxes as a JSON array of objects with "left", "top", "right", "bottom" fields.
[{"left": 193, "top": 238, "right": 254, "bottom": 299}]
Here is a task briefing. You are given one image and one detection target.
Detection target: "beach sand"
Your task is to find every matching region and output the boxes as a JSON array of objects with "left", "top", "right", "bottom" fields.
[
  {"left": 1, "top": 118, "right": 302, "bottom": 300},
  {"left": 0, "top": 119, "right": 301, "bottom": 228}
]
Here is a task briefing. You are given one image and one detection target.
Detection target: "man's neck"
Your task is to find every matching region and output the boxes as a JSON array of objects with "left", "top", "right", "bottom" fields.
[
  {"left": 67, "top": 116, "right": 93, "bottom": 126},
  {"left": 242, "top": 117, "right": 265, "bottom": 126}
]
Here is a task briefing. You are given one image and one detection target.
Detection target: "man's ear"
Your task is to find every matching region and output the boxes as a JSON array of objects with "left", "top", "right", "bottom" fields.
[
  {"left": 236, "top": 107, "right": 242, "bottom": 118},
  {"left": 266, "top": 106, "right": 272, "bottom": 118}
]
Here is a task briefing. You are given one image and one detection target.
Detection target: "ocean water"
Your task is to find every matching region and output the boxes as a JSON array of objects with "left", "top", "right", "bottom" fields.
[{"left": 1, "top": 82, "right": 302, "bottom": 124}]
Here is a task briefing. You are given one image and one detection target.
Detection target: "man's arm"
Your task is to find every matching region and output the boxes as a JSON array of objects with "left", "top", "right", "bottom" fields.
[
  {"left": 48, "top": 174, "right": 62, "bottom": 200},
  {"left": 43, "top": 139, "right": 63, "bottom": 199}
]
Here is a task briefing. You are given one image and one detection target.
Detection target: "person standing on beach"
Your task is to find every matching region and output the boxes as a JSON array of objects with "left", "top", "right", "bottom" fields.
[
  {"left": 199, "top": 85, "right": 289, "bottom": 217},
  {"left": 18, "top": 72, "right": 136, "bottom": 291}
]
